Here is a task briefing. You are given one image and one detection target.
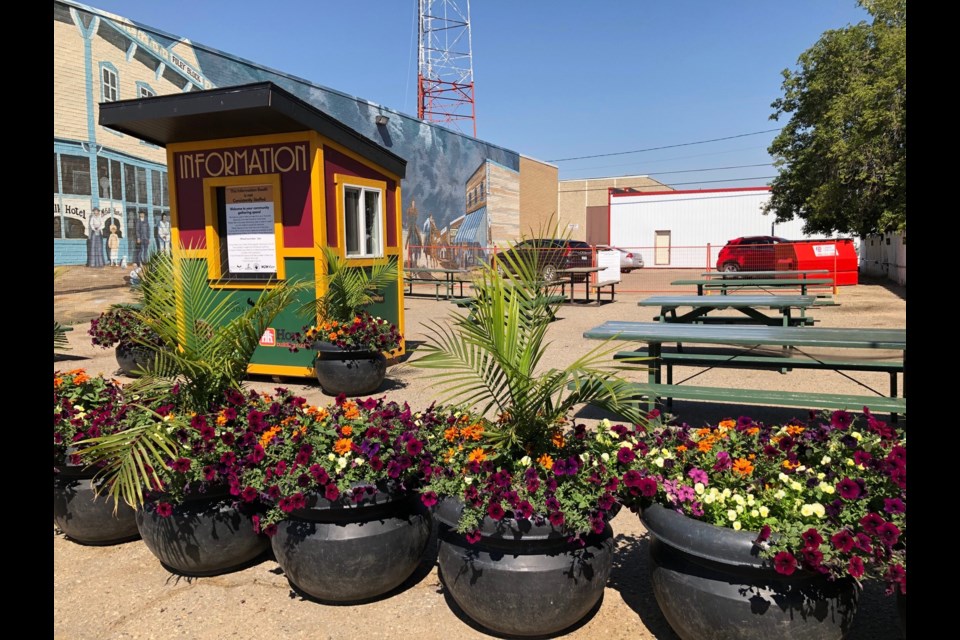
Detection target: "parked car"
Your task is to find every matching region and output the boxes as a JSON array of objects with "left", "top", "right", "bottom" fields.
[
  {"left": 716, "top": 236, "right": 791, "bottom": 272},
  {"left": 493, "top": 238, "right": 593, "bottom": 282},
  {"left": 596, "top": 245, "right": 644, "bottom": 273}
]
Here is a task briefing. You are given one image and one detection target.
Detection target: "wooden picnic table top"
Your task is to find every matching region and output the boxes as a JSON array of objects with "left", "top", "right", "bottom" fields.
[
  {"left": 583, "top": 322, "right": 905, "bottom": 350},
  {"left": 699, "top": 269, "right": 830, "bottom": 278},
  {"left": 639, "top": 295, "right": 817, "bottom": 309}
]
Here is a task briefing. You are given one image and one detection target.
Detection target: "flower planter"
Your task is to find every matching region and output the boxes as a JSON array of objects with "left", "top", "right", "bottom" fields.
[
  {"left": 312, "top": 341, "right": 386, "bottom": 397},
  {"left": 136, "top": 487, "right": 269, "bottom": 577},
  {"left": 53, "top": 465, "right": 140, "bottom": 545},
  {"left": 114, "top": 344, "right": 155, "bottom": 378},
  {"left": 270, "top": 486, "right": 431, "bottom": 603},
  {"left": 434, "top": 497, "right": 614, "bottom": 637},
  {"left": 640, "top": 504, "right": 860, "bottom": 640}
]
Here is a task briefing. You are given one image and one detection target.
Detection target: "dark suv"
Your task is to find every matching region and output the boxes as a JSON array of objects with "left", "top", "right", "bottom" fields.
[
  {"left": 494, "top": 238, "right": 593, "bottom": 282},
  {"left": 716, "top": 236, "right": 790, "bottom": 272}
]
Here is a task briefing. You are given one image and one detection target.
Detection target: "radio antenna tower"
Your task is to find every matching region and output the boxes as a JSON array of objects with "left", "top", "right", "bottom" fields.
[{"left": 417, "top": 0, "right": 476, "bottom": 137}]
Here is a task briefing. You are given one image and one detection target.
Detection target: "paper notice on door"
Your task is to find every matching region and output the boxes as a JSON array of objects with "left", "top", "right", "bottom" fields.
[{"left": 225, "top": 185, "right": 276, "bottom": 273}]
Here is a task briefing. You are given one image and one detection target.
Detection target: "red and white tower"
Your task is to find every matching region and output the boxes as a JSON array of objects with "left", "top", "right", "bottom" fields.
[{"left": 417, "top": 0, "right": 477, "bottom": 137}]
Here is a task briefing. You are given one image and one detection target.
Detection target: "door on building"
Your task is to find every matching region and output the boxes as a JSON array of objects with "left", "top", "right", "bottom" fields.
[{"left": 654, "top": 230, "right": 671, "bottom": 266}]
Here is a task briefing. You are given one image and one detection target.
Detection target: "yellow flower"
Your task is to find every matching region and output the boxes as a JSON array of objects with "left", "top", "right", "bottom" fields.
[{"left": 537, "top": 453, "right": 554, "bottom": 470}]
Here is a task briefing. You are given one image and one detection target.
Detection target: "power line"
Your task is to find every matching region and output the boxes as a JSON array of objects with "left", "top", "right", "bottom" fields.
[
  {"left": 547, "top": 129, "right": 783, "bottom": 163},
  {"left": 558, "top": 175, "right": 777, "bottom": 194}
]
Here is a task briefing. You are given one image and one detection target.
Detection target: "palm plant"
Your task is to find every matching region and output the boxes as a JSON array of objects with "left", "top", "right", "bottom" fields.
[
  {"left": 304, "top": 245, "right": 399, "bottom": 323},
  {"left": 80, "top": 248, "right": 305, "bottom": 508},
  {"left": 411, "top": 235, "right": 645, "bottom": 456}
]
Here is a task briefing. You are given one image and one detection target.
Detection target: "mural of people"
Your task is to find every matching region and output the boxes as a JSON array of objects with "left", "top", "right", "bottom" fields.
[
  {"left": 107, "top": 224, "right": 120, "bottom": 266},
  {"left": 86, "top": 207, "right": 105, "bottom": 268},
  {"left": 134, "top": 211, "right": 151, "bottom": 266},
  {"left": 155, "top": 212, "right": 171, "bottom": 253}
]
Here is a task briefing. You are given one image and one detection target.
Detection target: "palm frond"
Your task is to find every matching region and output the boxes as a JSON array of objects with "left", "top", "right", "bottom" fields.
[
  {"left": 298, "top": 245, "right": 399, "bottom": 321},
  {"left": 410, "top": 230, "right": 648, "bottom": 455},
  {"left": 76, "top": 404, "right": 181, "bottom": 511}
]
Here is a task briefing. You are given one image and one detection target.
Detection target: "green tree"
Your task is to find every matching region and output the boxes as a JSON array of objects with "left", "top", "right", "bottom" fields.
[{"left": 766, "top": 0, "right": 905, "bottom": 237}]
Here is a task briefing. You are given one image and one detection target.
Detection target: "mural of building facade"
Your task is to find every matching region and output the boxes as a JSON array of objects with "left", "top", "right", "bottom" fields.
[{"left": 54, "top": 1, "right": 553, "bottom": 267}]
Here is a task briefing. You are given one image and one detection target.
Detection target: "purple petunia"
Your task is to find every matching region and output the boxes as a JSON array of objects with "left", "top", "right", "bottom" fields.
[
  {"left": 837, "top": 478, "right": 862, "bottom": 500},
  {"left": 170, "top": 457, "right": 192, "bottom": 473},
  {"left": 847, "top": 556, "right": 865, "bottom": 579},
  {"left": 801, "top": 528, "right": 823, "bottom": 549},
  {"left": 773, "top": 551, "right": 797, "bottom": 576},
  {"left": 155, "top": 502, "right": 173, "bottom": 518},
  {"left": 883, "top": 498, "right": 905, "bottom": 514},
  {"left": 831, "top": 529, "right": 855, "bottom": 553},
  {"left": 875, "top": 522, "right": 901, "bottom": 548},
  {"left": 830, "top": 410, "right": 854, "bottom": 430},
  {"left": 687, "top": 468, "right": 708, "bottom": 485},
  {"left": 324, "top": 483, "right": 340, "bottom": 501},
  {"left": 860, "top": 513, "right": 885, "bottom": 535},
  {"left": 755, "top": 525, "right": 772, "bottom": 544},
  {"left": 240, "top": 486, "right": 258, "bottom": 503},
  {"left": 616, "top": 447, "right": 636, "bottom": 464},
  {"left": 487, "top": 503, "right": 505, "bottom": 521}
]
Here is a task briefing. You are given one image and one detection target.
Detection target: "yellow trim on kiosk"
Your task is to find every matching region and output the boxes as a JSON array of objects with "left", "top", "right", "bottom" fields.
[
  {"left": 333, "top": 173, "right": 390, "bottom": 268},
  {"left": 247, "top": 363, "right": 315, "bottom": 377}
]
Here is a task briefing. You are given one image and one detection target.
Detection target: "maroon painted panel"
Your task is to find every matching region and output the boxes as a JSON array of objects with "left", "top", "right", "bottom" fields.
[
  {"left": 323, "top": 146, "right": 397, "bottom": 249},
  {"left": 172, "top": 141, "right": 313, "bottom": 249}
]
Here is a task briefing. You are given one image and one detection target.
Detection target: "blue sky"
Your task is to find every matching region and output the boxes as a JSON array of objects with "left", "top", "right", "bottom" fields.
[{"left": 80, "top": 1, "right": 870, "bottom": 188}]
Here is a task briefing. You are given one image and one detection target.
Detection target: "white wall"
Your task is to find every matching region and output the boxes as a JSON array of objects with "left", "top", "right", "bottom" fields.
[
  {"left": 860, "top": 232, "right": 906, "bottom": 285},
  {"left": 609, "top": 189, "right": 815, "bottom": 268}
]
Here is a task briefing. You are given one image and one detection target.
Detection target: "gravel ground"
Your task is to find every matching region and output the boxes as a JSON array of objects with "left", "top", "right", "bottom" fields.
[{"left": 53, "top": 271, "right": 906, "bottom": 639}]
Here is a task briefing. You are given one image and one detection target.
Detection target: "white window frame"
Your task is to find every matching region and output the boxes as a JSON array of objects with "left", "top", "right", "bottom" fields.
[
  {"left": 137, "top": 82, "right": 156, "bottom": 98},
  {"left": 101, "top": 65, "right": 119, "bottom": 102},
  {"left": 342, "top": 184, "right": 384, "bottom": 259}
]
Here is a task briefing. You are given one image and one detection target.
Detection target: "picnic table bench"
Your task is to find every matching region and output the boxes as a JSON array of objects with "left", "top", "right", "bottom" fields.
[
  {"left": 639, "top": 294, "right": 819, "bottom": 327},
  {"left": 588, "top": 279, "right": 618, "bottom": 303},
  {"left": 451, "top": 290, "right": 568, "bottom": 321},
  {"left": 582, "top": 322, "right": 906, "bottom": 420},
  {"left": 671, "top": 277, "right": 834, "bottom": 296},
  {"left": 403, "top": 268, "right": 471, "bottom": 300}
]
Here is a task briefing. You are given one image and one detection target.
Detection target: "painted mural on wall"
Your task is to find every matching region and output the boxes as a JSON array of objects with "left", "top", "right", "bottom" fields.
[{"left": 54, "top": 0, "right": 516, "bottom": 268}]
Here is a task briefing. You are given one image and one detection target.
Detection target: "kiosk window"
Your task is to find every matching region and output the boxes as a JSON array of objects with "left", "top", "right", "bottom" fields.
[{"left": 344, "top": 186, "right": 382, "bottom": 258}]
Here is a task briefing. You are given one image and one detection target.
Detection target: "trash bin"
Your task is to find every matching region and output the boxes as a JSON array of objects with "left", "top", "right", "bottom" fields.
[{"left": 775, "top": 239, "right": 858, "bottom": 285}]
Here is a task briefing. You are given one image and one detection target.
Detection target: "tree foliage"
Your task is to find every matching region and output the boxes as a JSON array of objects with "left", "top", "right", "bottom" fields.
[{"left": 766, "top": 0, "right": 905, "bottom": 237}]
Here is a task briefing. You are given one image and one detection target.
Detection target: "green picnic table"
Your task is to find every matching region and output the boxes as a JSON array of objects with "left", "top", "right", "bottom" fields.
[
  {"left": 700, "top": 269, "right": 830, "bottom": 279},
  {"left": 639, "top": 294, "right": 818, "bottom": 326},
  {"left": 582, "top": 322, "right": 906, "bottom": 419}
]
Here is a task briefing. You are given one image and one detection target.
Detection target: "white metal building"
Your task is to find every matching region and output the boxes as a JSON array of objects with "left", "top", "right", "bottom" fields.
[{"left": 607, "top": 187, "right": 816, "bottom": 269}]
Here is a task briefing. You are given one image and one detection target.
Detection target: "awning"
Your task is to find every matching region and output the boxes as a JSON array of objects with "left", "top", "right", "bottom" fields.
[{"left": 454, "top": 207, "right": 488, "bottom": 245}]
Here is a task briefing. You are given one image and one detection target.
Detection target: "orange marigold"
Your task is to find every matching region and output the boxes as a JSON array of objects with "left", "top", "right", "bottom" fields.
[
  {"left": 334, "top": 438, "right": 353, "bottom": 455},
  {"left": 67, "top": 368, "right": 86, "bottom": 376},
  {"left": 467, "top": 447, "right": 487, "bottom": 463},
  {"left": 444, "top": 448, "right": 457, "bottom": 461},
  {"left": 696, "top": 428, "right": 714, "bottom": 439},
  {"left": 732, "top": 458, "right": 754, "bottom": 476},
  {"left": 746, "top": 427, "right": 760, "bottom": 436},
  {"left": 782, "top": 460, "right": 799, "bottom": 470},
  {"left": 341, "top": 425, "right": 353, "bottom": 437},
  {"left": 216, "top": 413, "right": 228, "bottom": 426},
  {"left": 443, "top": 427, "right": 460, "bottom": 442},
  {"left": 718, "top": 419, "right": 736, "bottom": 430},
  {"left": 461, "top": 423, "right": 484, "bottom": 441},
  {"left": 328, "top": 332, "right": 339, "bottom": 341},
  {"left": 537, "top": 454, "right": 554, "bottom": 470},
  {"left": 551, "top": 431, "right": 565, "bottom": 449},
  {"left": 786, "top": 425, "right": 806, "bottom": 436},
  {"left": 54, "top": 377, "right": 63, "bottom": 387},
  {"left": 260, "top": 426, "right": 282, "bottom": 448},
  {"left": 676, "top": 445, "right": 688, "bottom": 453}
]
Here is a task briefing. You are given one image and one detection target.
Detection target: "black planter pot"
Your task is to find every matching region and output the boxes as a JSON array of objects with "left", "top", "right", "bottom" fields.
[
  {"left": 434, "top": 497, "right": 614, "bottom": 637},
  {"left": 136, "top": 487, "right": 269, "bottom": 577},
  {"left": 53, "top": 465, "right": 140, "bottom": 545},
  {"left": 641, "top": 504, "right": 860, "bottom": 640},
  {"left": 312, "top": 341, "right": 386, "bottom": 397},
  {"left": 115, "top": 344, "right": 155, "bottom": 378},
  {"left": 270, "top": 487, "right": 431, "bottom": 603}
]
